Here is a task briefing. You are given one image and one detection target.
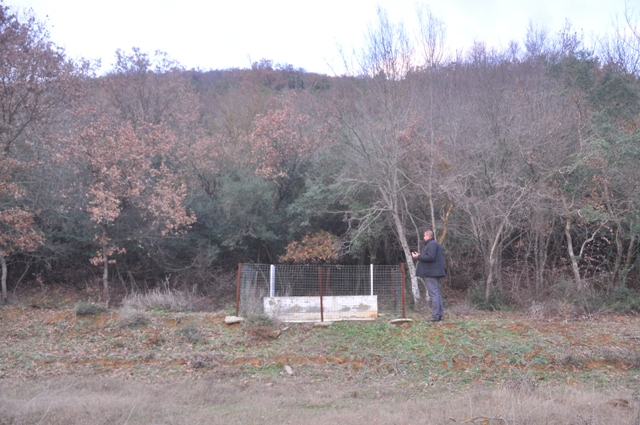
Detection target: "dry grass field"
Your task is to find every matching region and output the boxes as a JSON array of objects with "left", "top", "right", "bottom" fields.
[{"left": 0, "top": 289, "right": 639, "bottom": 424}]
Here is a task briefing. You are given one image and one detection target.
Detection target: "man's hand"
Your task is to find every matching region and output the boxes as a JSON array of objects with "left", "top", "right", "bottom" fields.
[{"left": 411, "top": 251, "right": 418, "bottom": 259}]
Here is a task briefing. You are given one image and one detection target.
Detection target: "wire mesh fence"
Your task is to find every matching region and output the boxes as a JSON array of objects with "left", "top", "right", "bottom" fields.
[{"left": 236, "top": 263, "right": 407, "bottom": 320}]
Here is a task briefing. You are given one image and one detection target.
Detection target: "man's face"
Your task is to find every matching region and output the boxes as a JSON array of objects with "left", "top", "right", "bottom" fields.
[{"left": 423, "top": 232, "right": 430, "bottom": 241}]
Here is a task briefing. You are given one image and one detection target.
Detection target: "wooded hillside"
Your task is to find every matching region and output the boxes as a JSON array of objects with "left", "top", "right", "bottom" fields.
[{"left": 1, "top": 4, "right": 639, "bottom": 308}]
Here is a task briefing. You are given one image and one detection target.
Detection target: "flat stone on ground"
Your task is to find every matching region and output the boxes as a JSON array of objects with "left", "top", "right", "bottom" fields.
[
  {"left": 390, "top": 318, "right": 414, "bottom": 325},
  {"left": 224, "top": 316, "right": 245, "bottom": 324}
]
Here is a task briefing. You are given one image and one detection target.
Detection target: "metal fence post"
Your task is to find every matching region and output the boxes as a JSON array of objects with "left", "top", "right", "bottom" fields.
[
  {"left": 370, "top": 263, "right": 374, "bottom": 296},
  {"left": 318, "top": 266, "right": 324, "bottom": 322},
  {"left": 235, "top": 263, "right": 242, "bottom": 316},
  {"left": 269, "top": 264, "right": 275, "bottom": 297}
]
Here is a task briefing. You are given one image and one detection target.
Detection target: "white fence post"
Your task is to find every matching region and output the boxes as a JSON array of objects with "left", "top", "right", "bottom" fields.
[
  {"left": 370, "top": 263, "right": 374, "bottom": 296},
  {"left": 270, "top": 264, "right": 275, "bottom": 297}
]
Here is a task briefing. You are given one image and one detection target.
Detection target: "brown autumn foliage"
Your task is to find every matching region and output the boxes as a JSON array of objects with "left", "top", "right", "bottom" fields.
[
  {"left": 0, "top": 4, "right": 81, "bottom": 302},
  {"left": 64, "top": 114, "right": 195, "bottom": 298},
  {"left": 279, "top": 231, "right": 339, "bottom": 263},
  {"left": 250, "top": 95, "right": 317, "bottom": 180}
]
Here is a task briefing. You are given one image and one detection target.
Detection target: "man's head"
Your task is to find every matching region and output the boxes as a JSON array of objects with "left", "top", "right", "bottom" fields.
[{"left": 423, "top": 229, "right": 434, "bottom": 242}]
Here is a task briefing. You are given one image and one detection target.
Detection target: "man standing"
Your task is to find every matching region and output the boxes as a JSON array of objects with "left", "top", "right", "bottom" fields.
[{"left": 411, "top": 229, "right": 445, "bottom": 322}]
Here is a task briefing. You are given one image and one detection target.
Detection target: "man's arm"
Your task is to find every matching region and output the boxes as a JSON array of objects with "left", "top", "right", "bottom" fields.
[{"left": 416, "top": 242, "right": 436, "bottom": 263}]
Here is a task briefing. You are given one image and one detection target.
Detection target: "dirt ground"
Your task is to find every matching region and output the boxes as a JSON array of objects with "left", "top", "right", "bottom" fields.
[
  {"left": 1, "top": 371, "right": 639, "bottom": 424},
  {"left": 0, "top": 288, "right": 639, "bottom": 424}
]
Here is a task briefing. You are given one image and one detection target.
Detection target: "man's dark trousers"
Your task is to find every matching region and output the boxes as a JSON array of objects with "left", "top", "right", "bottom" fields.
[{"left": 425, "top": 277, "right": 443, "bottom": 320}]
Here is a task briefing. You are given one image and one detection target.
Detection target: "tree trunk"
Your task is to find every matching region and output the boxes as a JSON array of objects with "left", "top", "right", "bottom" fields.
[
  {"left": 485, "top": 221, "right": 505, "bottom": 303},
  {"left": 391, "top": 209, "right": 420, "bottom": 304},
  {"left": 533, "top": 232, "right": 542, "bottom": 294},
  {"left": 429, "top": 194, "right": 437, "bottom": 240},
  {"left": 102, "top": 241, "right": 110, "bottom": 303},
  {"left": 1, "top": 254, "right": 7, "bottom": 305},
  {"left": 533, "top": 227, "right": 552, "bottom": 295},
  {"left": 621, "top": 232, "right": 637, "bottom": 287},
  {"left": 437, "top": 204, "right": 452, "bottom": 244},
  {"left": 564, "top": 215, "right": 582, "bottom": 287},
  {"left": 611, "top": 225, "right": 623, "bottom": 287},
  {"left": 428, "top": 79, "right": 438, "bottom": 241}
]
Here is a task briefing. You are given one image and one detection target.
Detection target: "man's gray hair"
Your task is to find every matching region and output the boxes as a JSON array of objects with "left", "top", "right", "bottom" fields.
[{"left": 422, "top": 229, "right": 434, "bottom": 238}]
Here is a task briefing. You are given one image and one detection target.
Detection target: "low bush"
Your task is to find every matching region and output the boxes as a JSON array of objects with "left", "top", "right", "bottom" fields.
[
  {"left": 73, "top": 301, "right": 107, "bottom": 317},
  {"left": 122, "top": 288, "right": 197, "bottom": 312},
  {"left": 243, "top": 314, "right": 278, "bottom": 328},
  {"left": 176, "top": 323, "right": 205, "bottom": 343},
  {"left": 548, "top": 279, "right": 589, "bottom": 303},
  {"left": 529, "top": 279, "right": 640, "bottom": 316},
  {"left": 117, "top": 307, "right": 151, "bottom": 328},
  {"left": 607, "top": 285, "right": 640, "bottom": 314},
  {"left": 467, "top": 283, "right": 510, "bottom": 311}
]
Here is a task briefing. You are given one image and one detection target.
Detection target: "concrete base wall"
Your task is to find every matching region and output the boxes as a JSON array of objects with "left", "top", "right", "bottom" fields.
[{"left": 263, "top": 295, "right": 378, "bottom": 322}]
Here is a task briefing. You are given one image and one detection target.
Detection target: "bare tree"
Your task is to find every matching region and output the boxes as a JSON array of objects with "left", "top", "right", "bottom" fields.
[
  {"left": 415, "top": 4, "right": 447, "bottom": 69},
  {"left": 411, "top": 5, "right": 448, "bottom": 241},
  {"left": 332, "top": 7, "right": 429, "bottom": 304},
  {"left": 359, "top": 6, "right": 413, "bottom": 80},
  {"left": 434, "top": 39, "right": 588, "bottom": 300},
  {"left": 598, "top": 2, "right": 640, "bottom": 75}
]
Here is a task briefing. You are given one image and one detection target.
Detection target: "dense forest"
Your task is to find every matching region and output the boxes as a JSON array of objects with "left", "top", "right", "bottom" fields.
[{"left": 1, "top": 3, "right": 640, "bottom": 309}]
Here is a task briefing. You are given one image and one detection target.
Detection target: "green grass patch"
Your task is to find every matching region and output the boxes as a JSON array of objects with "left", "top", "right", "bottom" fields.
[{"left": 1, "top": 303, "right": 638, "bottom": 392}]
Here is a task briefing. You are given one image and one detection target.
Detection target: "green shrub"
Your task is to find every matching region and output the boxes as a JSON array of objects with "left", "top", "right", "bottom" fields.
[
  {"left": 607, "top": 285, "right": 640, "bottom": 313},
  {"left": 177, "top": 323, "right": 205, "bottom": 343},
  {"left": 549, "top": 279, "right": 589, "bottom": 304},
  {"left": 117, "top": 307, "right": 151, "bottom": 328},
  {"left": 73, "top": 301, "right": 107, "bottom": 317},
  {"left": 544, "top": 279, "right": 640, "bottom": 315},
  {"left": 243, "top": 314, "right": 278, "bottom": 329},
  {"left": 467, "top": 283, "right": 509, "bottom": 311}
]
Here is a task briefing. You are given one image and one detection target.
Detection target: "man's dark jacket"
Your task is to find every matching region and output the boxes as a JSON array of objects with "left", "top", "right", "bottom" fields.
[{"left": 415, "top": 239, "right": 446, "bottom": 278}]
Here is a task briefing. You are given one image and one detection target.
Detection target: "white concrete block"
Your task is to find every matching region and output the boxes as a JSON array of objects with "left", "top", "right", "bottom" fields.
[{"left": 263, "top": 295, "right": 378, "bottom": 322}]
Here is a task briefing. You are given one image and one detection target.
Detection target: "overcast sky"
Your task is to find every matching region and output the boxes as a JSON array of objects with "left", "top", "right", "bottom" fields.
[{"left": 5, "top": 0, "right": 634, "bottom": 75}]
